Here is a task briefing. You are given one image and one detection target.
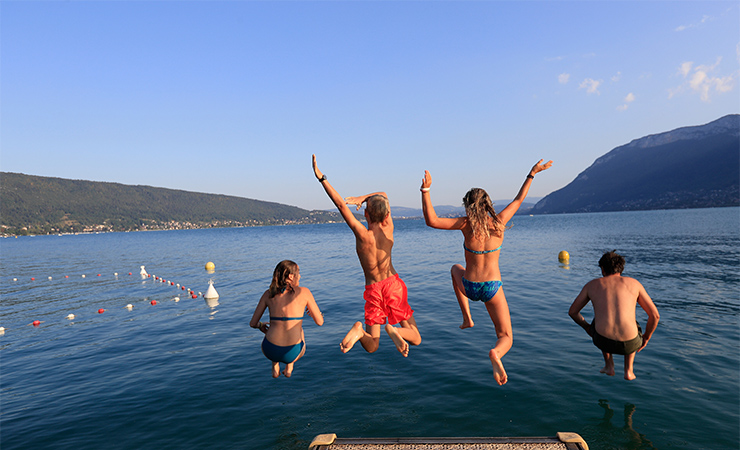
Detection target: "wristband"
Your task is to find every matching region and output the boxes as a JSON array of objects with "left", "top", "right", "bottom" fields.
[
  {"left": 526, "top": 175, "right": 534, "bottom": 180},
  {"left": 318, "top": 175, "right": 327, "bottom": 183},
  {"left": 420, "top": 187, "right": 430, "bottom": 192}
]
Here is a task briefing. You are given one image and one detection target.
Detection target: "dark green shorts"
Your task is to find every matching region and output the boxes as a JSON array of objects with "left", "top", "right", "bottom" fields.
[{"left": 591, "top": 321, "right": 643, "bottom": 355}]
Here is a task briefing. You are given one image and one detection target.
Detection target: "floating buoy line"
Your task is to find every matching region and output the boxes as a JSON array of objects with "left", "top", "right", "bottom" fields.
[{"left": 4, "top": 264, "right": 220, "bottom": 335}]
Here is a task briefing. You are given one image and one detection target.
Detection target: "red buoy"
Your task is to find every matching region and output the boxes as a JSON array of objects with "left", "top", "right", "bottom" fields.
[
  {"left": 65, "top": 275, "right": 69, "bottom": 278},
  {"left": 150, "top": 300, "right": 157, "bottom": 305},
  {"left": 97, "top": 274, "right": 101, "bottom": 277},
  {"left": 181, "top": 286, "right": 185, "bottom": 290},
  {"left": 98, "top": 309, "right": 105, "bottom": 314},
  {"left": 31, "top": 277, "right": 35, "bottom": 281},
  {"left": 32, "top": 320, "right": 41, "bottom": 326},
  {"left": 191, "top": 294, "right": 198, "bottom": 299},
  {"left": 128, "top": 272, "right": 132, "bottom": 275}
]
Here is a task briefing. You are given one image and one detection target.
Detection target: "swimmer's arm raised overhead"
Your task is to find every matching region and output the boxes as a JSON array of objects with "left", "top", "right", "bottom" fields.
[
  {"left": 635, "top": 280, "right": 660, "bottom": 352},
  {"left": 312, "top": 154, "right": 368, "bottom": 236},
  {"left": 568, "top": 282, "right": 594, "bottom": 337},
  {"left": 249, "top": 290, "right": 270, "bottom": 333},
  {"left": 420, "top": 170, "right": 466, "bottom": 230},
  {"left": 498, "top": 159, "right": 553, "bottom": 225}
]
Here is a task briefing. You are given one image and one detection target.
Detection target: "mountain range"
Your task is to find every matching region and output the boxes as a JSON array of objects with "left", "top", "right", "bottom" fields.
[
  {"left": 531, "top": 114, "right": 739, "bottom": 214},
  {"left": 1, "top": 115, "right": 737, "bottom": 235}
]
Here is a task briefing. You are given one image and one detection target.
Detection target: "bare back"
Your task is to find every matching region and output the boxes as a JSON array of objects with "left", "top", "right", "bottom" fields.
[
  {"left": 263, "top": 286, "right": 315, "bottom": 346},
  {"left": 585, "top": 275, "right": 643, "bottom": 340},
  {"left": 356, "top": 220, "right": 397, "bottom": 285},
  {"left": 461, "top": 217, "right": 503, "bottom": 282}
]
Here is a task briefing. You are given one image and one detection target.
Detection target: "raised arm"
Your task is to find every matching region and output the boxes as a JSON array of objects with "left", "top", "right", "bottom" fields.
[
  {"left": 420, "top": 170, "right": 465, "bottom": 230},
  {"left": 312, "top": 154, "right": 367, "bottom": 236},
  {"left": 498, "top": 159, "right": 553, "bottom": 225},
  {"left": 636, "top": 283, "right": 660, "bottom": 352},
  {"left": 249, "top": 290, "right": 270, "bottom": 334}
]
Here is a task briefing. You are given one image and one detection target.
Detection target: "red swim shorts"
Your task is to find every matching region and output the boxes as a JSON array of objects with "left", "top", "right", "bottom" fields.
[{"left": 363, "top": 274, "right": 414, "bottom": 326}]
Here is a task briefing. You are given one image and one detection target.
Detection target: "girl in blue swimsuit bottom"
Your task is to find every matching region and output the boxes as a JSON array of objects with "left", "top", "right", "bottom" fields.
[
  {"left": 262, "top": 338, "right": 305, "bottom": 363},
  {"left": 461, "top": 278, "right": 503, "bottom": 302}
]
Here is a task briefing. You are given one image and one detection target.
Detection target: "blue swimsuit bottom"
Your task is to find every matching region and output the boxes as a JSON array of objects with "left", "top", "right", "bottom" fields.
[
  {"left": 462, "top": 278, "right": 503, "bottom": 302},
  {"left": 261, "top": 338, "right": 304, "bottom": 364}
]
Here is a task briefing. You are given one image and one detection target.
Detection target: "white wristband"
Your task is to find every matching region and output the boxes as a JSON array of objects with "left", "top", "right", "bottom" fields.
[{"left": 420, "top": 187, "right": 430, "bottom": 192}]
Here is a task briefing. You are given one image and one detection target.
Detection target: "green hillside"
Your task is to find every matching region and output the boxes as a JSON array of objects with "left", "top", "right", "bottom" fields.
[{"left": 0, "top": 173, "right": 342, "bottom": 235}]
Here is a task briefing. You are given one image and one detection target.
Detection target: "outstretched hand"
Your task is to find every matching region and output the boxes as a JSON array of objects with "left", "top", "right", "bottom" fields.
[
  {"left": 421, "top": 170, "right": 432, "bottom": 190},
  {"left": 312, "top": 154, "right": 324, "bottom": 180},
  {"left": 345, "top": 196, "right": 364, "bottom": 211},
  {"left": 530, "top": 159, "right": 553, "bottom": 176}
]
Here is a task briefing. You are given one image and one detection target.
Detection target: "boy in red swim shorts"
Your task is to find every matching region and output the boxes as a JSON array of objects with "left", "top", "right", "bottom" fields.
[{"left": 313, "top": 155, "right": 421, "bottom": 357}]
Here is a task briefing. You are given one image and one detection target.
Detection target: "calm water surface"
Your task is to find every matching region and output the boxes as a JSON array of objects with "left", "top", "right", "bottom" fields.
[{"left": 1, "top": 208, "right": 738, "bottom": 450}]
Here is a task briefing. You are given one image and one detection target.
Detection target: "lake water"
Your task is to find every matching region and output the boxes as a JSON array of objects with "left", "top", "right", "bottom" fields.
[{"left": 1, "top": 208, "right": 738, "bottom": 450}]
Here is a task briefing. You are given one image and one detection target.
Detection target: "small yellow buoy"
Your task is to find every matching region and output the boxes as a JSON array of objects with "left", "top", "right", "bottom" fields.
[
  {"left": 558, "top": 250, "right": 570, "bottom": 263},
  {"left": 205, "top": 261, "right": 215, "bottom": 272}
]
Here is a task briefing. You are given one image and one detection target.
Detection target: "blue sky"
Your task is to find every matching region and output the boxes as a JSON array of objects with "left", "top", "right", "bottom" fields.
[{"left": 2, "top": 1, "right": 738, "bottom": 211}]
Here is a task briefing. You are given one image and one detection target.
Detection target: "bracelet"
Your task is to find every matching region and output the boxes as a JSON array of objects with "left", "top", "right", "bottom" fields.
[
  {"left": 256, "top": 321, "right": 263, "bottom": 329},
  {"left": 420, "top": 187, "right": 430, "bottom": 192},
  {"left": 318, "top": 175, "right": 327, "bottom": 183},
  {"left": 526, "top": 175, "right": 534, "bottom": 180}
]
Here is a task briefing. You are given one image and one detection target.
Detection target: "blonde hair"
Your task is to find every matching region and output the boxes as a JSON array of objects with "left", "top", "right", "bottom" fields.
[
  {"left": 463, "top": 188, "right": 503, "bottom": 240},
  {"left": 269, "top": 260, "right": 298, "bottom": 297}
]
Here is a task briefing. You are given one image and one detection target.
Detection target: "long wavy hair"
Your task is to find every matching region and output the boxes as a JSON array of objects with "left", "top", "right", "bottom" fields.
[
  {"left": 269, "top": 260, "right": 298, "bottom": 297},
  {"left": 463, "top": 188, "right": 503, "bottom": 241}
]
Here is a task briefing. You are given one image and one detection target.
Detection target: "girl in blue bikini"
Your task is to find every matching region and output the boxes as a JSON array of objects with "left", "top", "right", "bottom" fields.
[
  {"left": 250, "top": 260, "right": 323, "bottom": 378},
  {"left": 420, "top": 159, "right": 552, "bottom": 385}
]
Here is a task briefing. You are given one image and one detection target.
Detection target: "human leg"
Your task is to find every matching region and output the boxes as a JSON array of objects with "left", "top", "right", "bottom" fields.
[
  {"left": 600, "top": 351, "right": 616, "bottom": 376},
  {"left": 623, "top": 352, "right": 636, "bottom": 381},
  {"left": 271, "top": 362, "right": 280, "bottom": 378},
  {"left": 341, "top": 322, "right": 380, "bottom": 353},
  {"left": 451, "top": 264, "right": 473, "bottom": 329},
  {"left": 284, "top": 331, "right": 307, "bottom": 378},
  {"left": 484, "top": 289, "right": 512, "bottom": 385}
]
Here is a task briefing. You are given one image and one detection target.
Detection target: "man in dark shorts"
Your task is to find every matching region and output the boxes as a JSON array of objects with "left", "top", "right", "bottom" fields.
[
  {"left": 569, "top": 251, "right": 660, "bottom": 380},
  {"left": 312, "top": 155, "right": 421, "bottom": 357}
]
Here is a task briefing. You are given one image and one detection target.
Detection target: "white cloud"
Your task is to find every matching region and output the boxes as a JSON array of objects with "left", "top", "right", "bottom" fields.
[
  {"left": 558, "top": 73, "right": 570, "bottom": 84},
  {"left": 671, "top": 57, "right": 736, "bottom": 102},
  {"left": 611, "top": 72, "right": 622, "bottom": 82},
  {"left": 617, "top": 93, "right": 635, "bottom": 111},
  {"left": 675, "top": 15, "right": 712, "bottom": 32},
  {"left": 579, "top": 78, "right": 602, "bottom": 94}
]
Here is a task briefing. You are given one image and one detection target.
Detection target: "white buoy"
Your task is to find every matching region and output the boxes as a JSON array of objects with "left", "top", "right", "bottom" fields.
[
  {"left": 0, "top": 326, "right": 5, "bottom": 334},
  {"left": 48, "top": 276, "right": 52, "bottom": 280},
  {"left": 125, "top": 304, "right": 134, "bottom": 310},
  {"left": 172, "top": 296, "right": 180, "bottom": 302},
  {"left": 203, "top": 280, "right": 219, "bottom": 299},
  {"left": 81, "top": 274, "right": 86, "bottom": 278},
  {"left": 140, "top": 265, "right": 148, "bottom": 278},
  {"left": 66, "top": 314, "right": 75, "bottom": 320}
]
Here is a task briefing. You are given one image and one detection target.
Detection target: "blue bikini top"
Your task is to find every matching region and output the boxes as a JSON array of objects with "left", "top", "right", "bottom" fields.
[{"left": 463, "top": 243, "right": 502, "bottom": 255}]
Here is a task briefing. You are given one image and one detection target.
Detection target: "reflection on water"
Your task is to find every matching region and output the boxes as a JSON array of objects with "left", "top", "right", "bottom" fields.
[{"left": 581, "top": 400, "right": 657, "bottom": 450}]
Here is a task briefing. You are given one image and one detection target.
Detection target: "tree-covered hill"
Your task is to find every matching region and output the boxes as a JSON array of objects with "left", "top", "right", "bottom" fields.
[
  {"left": 0, "top": 173, "right": 342, "bottom": 235},
  {"left": 531, "top": 115, "right": 739, "bottom": 214}
]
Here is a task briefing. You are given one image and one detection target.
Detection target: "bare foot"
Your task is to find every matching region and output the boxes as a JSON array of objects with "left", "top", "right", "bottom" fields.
[
  {"left": 340, "top": 322, "right": 364, "bottom": 353},
  {"left": 624, "top": 371, "right": 636, "bottom": 381},
  {"left": 600, "top": 365, "right": 616, "bottom": 376},
  {"left": 489, "top": 349, "right": 508, "bottom": 385},
  {"left": 385, "top": 324, "right": 409, "bottom": 357},
  {"left": 271, "top": 362, "right": 280, "bottom": 378},
  {"left": 283, "top": 363, "right": 294, "bottom": 378},
  {"left": 459, "top": 318, "right": 474, "bottom": 329}
]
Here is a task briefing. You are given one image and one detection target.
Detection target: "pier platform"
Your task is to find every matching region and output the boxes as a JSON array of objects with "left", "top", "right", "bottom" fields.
[{"left": 309, "top": 432, "right": 589, "bottom": 450}]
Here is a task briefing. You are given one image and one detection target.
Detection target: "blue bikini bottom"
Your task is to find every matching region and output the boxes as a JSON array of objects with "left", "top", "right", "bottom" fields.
[
  {"left": 261, "top": 338, "right": 304, "bottom": 364},
  {"left": 462, "top": 278, "right": 503, "bottom": 302}
]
